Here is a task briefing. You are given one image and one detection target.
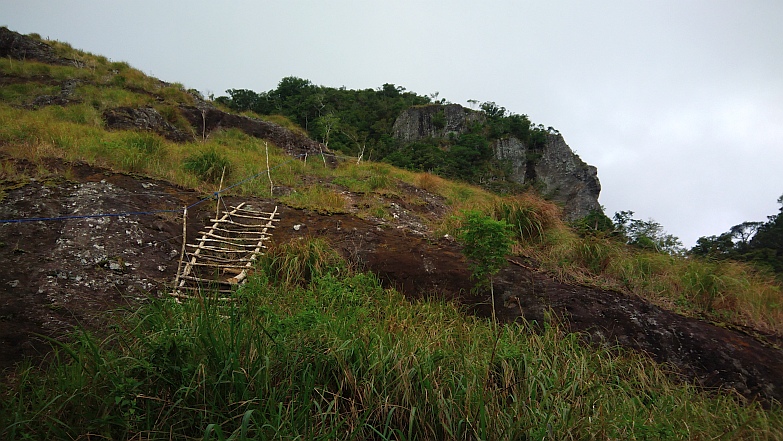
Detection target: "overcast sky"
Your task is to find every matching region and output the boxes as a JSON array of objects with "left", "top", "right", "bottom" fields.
[{"left": 3, "top": 0, "right": 782, "bottom": 246}]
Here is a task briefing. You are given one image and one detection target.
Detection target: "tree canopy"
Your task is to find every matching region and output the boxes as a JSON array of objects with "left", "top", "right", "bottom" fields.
[
  {"left": 690, "top": 195, "right": 783, "bottom": 276},
  {"left": 215, "top": 77, "right": 550, "bottom": 191}
]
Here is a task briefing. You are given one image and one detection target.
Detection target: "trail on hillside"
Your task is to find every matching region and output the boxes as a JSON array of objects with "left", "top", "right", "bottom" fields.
[{"left": 1, "top": 157, "right": 781, "bottom": 404}]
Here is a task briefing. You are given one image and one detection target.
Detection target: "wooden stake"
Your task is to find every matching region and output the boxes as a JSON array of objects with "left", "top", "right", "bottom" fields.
[
  {"left": 173, "top": 208, "right": 188, "bottom": 292},
  {"left": 264, "top": 141, "right": 273, "bottom": 196},
  {"left": 215, "top": 166, "right": 226, "bottom": 221}
]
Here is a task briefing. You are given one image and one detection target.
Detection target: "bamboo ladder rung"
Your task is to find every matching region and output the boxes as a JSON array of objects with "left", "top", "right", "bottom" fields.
[
  {"left": 179, "top": 274, "right": 237, "bottom": 285},
  {"left": 197, "top": 231, "right": 272, "bottom": 242},
  {"left": 186, "top": 238, "right": 269, "bottom": 249},
  {"left": 208, "top": 218, "right": 276, "bottom": 227},
  {"left": 200, "top": 226, "right": 275, "bottom": 235},
  {"left": 184, "top": 261, "right": 257, "bottom": 270}
]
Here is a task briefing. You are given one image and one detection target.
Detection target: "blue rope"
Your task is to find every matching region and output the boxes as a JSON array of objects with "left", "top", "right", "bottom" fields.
[{"left": 0, "top": 209, "right": 182, "bottom": 224}]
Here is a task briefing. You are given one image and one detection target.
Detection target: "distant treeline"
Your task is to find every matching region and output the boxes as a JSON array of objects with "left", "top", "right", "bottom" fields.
[{"left": 691, "top": 196, "right": 783, "bottom": 276}]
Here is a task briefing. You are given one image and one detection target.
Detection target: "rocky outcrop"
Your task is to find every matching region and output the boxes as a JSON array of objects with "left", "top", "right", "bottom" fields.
[
  {"left": 495, "top": 134, "right": 601, "bottom": 220},
  {"left": 0, "top": 27, "right": 84, "bottom": 67},
  {"left": 103, "top": 107, "right": 193, "bottom": 143},
  {"left": 393, "top": 104, "right": 602, "bottom": 220},
  {"left": 25, "top": 79, "right": 82, "bottom": 109},
  {"left": 392, "top": 104, "right": 485, "bottom": 141},
  {"left": 179, "top": 105, "right": 331, "bottom": 159}
]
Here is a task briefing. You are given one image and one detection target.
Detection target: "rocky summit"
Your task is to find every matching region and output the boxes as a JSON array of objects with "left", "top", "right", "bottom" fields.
[{"left": 393, "top": 104, "right": 602, "bottom": 220}]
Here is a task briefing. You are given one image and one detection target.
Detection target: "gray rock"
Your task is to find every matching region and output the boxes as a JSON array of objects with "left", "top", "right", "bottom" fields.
[
  {"left": 103, "top": 106, "right": 193, "bottom": 142},
  {"left": 492, "top": 133, "right": 602, "bottom": 219},
  {"left": 392, "top": 104, "right": 602, "bottom": 220},
  {"left": 392, "top": 104, "right": 485, "bottom": 141},
  {"left": 0, "top": 27, "right": 84, "bottom": 67}
]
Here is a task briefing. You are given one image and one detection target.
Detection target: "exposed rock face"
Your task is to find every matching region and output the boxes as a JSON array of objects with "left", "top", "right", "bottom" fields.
[
  {"left": 103, "top": 106, "right": 193, "bottom": 142},
  {"left": 25, "top": 79, "right": 82, "bottom": 109},
  {"left": 393, "top": 104, "right": 602, "bottom": 220},
  {"left": 179, "top": 105, "right": 330, "bottom": 159},
  {"left": 0, "top": 27, "right": 84, "bottom": 67},
  {"left": 495, "top": 134, "right": 602, "bottom": 220},
  {"left": 392, "top": 104, "right": 485, "bottom": 142}
]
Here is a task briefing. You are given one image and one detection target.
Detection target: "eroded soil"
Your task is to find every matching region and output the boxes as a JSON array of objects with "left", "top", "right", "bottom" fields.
[{"left": 1, "top": 157, "right": 782, "bottom": 405}]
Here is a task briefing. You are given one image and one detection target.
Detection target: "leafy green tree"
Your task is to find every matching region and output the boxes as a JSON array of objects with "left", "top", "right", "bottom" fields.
[
  {"left": 480, "top": 101, "right": 506, "bottom": 119},
  {"left": 613, "top": 210, "right": 683, "bottom": 254},
  {"left": 691, "top": 195, "right": 783, "bottom": 276},
  {"left": 456, "top": 210, "right": 514, "bottom": 288},
  {"left": 690, "top": 233, "right": 736, "bottom": 258},
  {"left": 456, "top": 210, "right": 514, "bottom": 322},
  {"left": 574, "top": 209, "right": 615, "bottom": 236}
]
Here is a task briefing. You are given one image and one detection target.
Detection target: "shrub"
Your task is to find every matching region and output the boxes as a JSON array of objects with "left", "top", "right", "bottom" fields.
[
  {"left": 456, "top": 210, "right": 514, "bottom": 289},
  {"left": 183, "top": 149, "right": 232, "bottom": 183}
]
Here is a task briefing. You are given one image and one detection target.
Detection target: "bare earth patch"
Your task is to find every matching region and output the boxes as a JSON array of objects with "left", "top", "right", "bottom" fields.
[{"left": 1, "top": 158, "right": 782, "bottom": 405}]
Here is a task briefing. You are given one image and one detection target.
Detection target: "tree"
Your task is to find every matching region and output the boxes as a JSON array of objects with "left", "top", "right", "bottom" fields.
[
  {"left": 480, "top": 101, "right": 506, "bottom": 119},
  {"left": 456, "top": 210, "right": 514, "bottom": 322},
  {"left": 314, "top": 114, "right": 339, "bottom": 147},
  {"left": 613, "top": 210, "right": 683, "bottom": 254},
  {"left": 690, "top": 194, "right": 783, "bottom": 276}
]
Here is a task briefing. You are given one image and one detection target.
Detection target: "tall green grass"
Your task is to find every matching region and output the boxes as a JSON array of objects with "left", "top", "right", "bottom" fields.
[
  {"left": 2, "top": 239, "right": 781, "bottom": 440},
  {"left": 527, "top": 225, "right": 783, "bottom": 335}
]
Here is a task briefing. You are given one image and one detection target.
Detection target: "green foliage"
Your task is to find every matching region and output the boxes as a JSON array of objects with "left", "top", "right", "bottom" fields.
[
  {"left": 613, "top": 210, "right": 683, "bottom": 254},
  {"left": 219, "top": 78, "right": 430, "bottom": 157},
  {"left": 218, "top": 77, "right": 556, "bottom": 193},
  {"left": 431, "top": 109, "right": 446, "bottom": 130},
  {"left": 183, "top": 149, "right": 232, "bottom": 183},
  {"left": 574, "top": 209, "right": 616, "bottom": 237},
  {"left": 691, "top": 195, "right": 783, "bottom": 277},
  {"left": 3, "top": 239, "right": 782, "bottom": 440},
  {"left": 456, "top": 210, "right": 514, "bottom": 288}
]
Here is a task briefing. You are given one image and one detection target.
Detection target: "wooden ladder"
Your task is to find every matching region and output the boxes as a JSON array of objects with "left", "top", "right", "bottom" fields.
[{"left": 171, "top": 203, "right": 279, "bottom": 300}]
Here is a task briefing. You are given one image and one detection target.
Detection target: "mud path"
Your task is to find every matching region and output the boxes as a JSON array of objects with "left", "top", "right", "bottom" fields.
[{"left": 1, "top": 158, "right": 781, "bottom": 404}]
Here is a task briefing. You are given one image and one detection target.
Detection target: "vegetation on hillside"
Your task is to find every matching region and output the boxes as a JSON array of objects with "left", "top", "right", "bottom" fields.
[
  {"left": 3, "top": 240, "right": 781, "bottom": 440},
  {"left": 215, "top": 79, "right": 554, "bottom": 192},
  {"left": 1, "top": 30, "right": 782, "bottom": 438}
]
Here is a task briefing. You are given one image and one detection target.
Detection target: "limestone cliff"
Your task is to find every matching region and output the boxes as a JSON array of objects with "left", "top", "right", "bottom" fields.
[
  {"left": 392, "top": 104, "right": 485, "bottom": 141},
  {"left": 392, "top": 104, "right": 602, "bottom": 220},
  {"left": 495, "top": 134, "right": 602, "bottom": 220}
]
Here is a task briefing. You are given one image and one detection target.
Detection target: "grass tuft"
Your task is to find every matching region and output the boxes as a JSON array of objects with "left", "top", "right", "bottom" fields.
[{"left": 183, "top": 149, "right": 232, "bottom": 183}]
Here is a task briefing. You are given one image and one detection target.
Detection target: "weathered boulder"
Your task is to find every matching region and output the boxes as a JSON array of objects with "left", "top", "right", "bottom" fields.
[
  {"left": 178, "top": 105, "right": 331, "bottom": 159},
  {"left": 25, "top": 79, "right": 82, "bottom": 109},
  {"left": 392, "top": 104, "right": 485, "bottom": 141}
]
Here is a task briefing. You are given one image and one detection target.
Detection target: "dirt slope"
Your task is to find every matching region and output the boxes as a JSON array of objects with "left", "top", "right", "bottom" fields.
[{"left": 1, "top": 157, "right": 782, "bottom": 405}]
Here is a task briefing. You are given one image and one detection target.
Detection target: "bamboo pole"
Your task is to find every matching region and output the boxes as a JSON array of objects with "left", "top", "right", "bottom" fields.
[{"left": 172, "top": 208, "right": 188, "bottom": 293}]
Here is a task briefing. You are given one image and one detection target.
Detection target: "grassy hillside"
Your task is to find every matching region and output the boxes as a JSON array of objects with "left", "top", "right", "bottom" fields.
[{"left": 1, "top": 31, "right": 782, "bottom": 439}]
